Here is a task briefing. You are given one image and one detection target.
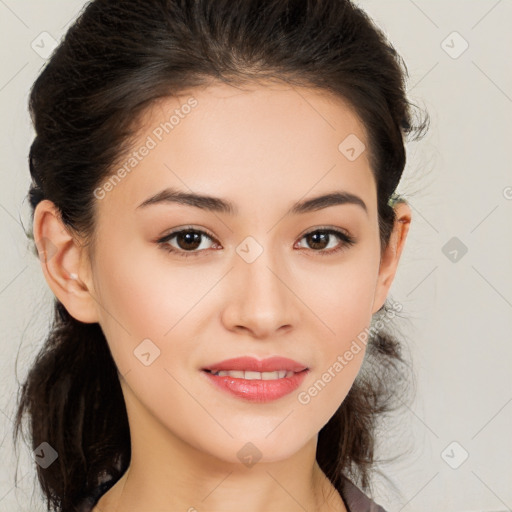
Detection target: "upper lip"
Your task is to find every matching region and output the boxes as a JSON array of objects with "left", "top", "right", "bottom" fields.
[{"left": 202, "top": 356, "right": 308, "bottom": 373}]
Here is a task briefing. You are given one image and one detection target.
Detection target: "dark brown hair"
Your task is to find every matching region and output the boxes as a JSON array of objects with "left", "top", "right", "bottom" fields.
[{"left": 14, "top": 0, "right": 429, "bottom": 510}]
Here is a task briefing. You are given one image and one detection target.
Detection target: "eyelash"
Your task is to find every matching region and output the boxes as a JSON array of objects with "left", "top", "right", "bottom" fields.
[{"left": 157, "top": 225, "right": 356, "bottom": 259}]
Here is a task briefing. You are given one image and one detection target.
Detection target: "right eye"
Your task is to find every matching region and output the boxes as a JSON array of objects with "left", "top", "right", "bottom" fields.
[{"left": 157, "top": 227, "right": 220, "bottom": 258}]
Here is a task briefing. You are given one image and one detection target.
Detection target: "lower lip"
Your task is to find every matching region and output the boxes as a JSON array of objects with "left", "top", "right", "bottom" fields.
[{"left": 202, "top": 369, "right": 309, "bottom": 403}]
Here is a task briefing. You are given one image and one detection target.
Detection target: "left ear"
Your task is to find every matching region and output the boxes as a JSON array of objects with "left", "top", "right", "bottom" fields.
[{"left": 372, "top": 201, "right": 412, "bottom": 313}]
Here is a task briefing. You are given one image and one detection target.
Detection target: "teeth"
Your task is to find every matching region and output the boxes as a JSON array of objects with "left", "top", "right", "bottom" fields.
[{"left": 211, "top": 370, "right": 295, "bottom": 379}]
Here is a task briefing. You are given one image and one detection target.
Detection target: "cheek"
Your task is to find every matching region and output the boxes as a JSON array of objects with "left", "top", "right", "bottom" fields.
[
  {"left": 91, "top": 239, "right": 227, "bottom": 371},
  {"left": 298, "top": 247, "right": 380, "bottom": 336},
  {"left": 297, "top": 249, "right": 380, "bottom": 391}
]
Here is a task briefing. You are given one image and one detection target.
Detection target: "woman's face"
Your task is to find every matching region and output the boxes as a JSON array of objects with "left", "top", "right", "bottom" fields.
[{"left": 59, "top": 82, "right": 402, "bottom": 464}]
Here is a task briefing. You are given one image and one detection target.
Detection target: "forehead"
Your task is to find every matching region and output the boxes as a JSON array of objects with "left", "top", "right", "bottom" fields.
[{"left": 98, "top": 80, "right": 375, "bottom": 216}]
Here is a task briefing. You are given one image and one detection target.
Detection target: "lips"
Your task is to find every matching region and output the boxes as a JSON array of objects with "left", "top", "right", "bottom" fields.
[
  {"left": 202, "top": 356, "right": 308, "bottom": 373},
  {"left": 201, "top": 362, "right": 310, "bottom": 402}
]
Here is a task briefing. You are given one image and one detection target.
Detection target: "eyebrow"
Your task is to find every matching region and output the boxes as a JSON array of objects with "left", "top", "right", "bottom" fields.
[{"left": 136, "top": 187, "right": 368, "bottom": 216}]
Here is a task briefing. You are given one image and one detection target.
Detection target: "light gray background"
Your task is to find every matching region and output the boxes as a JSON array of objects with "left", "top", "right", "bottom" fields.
[{"left": 1, "top": 1, "right": 511, "bottom": 511}]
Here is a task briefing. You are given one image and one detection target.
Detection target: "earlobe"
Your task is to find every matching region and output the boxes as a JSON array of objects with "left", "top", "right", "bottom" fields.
[
  {"left": 372, "top": 201, "right": 412, "bottom": 314},
  {"left": 33, "top": 200, "right": 99, "bottom": 323}
]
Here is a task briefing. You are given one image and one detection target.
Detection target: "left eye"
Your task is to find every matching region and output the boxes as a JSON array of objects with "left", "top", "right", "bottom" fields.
[
  {"left": 157, "top": 227, "right": 355, "bottom": 258},
  {"left": 296, "top": 228, "right": 355, "bottom": 255}
]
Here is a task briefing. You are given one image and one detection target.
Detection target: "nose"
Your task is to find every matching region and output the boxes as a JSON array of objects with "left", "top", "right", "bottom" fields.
[{"left": 220, "top": 247, "right": 300, "bottom": 339}]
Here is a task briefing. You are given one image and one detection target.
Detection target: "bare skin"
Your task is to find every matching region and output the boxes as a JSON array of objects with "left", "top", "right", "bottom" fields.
[
  {"left": 91, "top": 460, "right": 348, "bottom": 511},
  {"left": 34, "top": 81, "right": 411, "bottom": 512}
]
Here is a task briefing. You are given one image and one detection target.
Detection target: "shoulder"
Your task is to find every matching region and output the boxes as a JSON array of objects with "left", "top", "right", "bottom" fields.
[{"left": 340, "top": 475, "right": 388, "bottom": 512}]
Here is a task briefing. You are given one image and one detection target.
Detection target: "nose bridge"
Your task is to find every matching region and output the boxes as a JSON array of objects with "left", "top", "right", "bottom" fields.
[
  {"left": 223, "top": 233, "right": 297, "bottom": 335},
  {"left": 238, "top": 234, "right": 287, "bottom": 304}
]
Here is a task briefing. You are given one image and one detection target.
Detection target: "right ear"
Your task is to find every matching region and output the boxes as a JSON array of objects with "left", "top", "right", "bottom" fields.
[{"left": 33, "top": 199, "right": 100, "bottom": 323}]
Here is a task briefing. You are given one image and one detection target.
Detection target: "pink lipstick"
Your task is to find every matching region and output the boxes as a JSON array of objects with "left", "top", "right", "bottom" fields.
[{"left": 201, "top": 356, "right": 309, "bottom": 403}]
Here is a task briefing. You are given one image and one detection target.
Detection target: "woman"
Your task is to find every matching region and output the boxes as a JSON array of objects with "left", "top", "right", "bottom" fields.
[{"left": 14, "top": 0, "right": 429, "bottom": 510}]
